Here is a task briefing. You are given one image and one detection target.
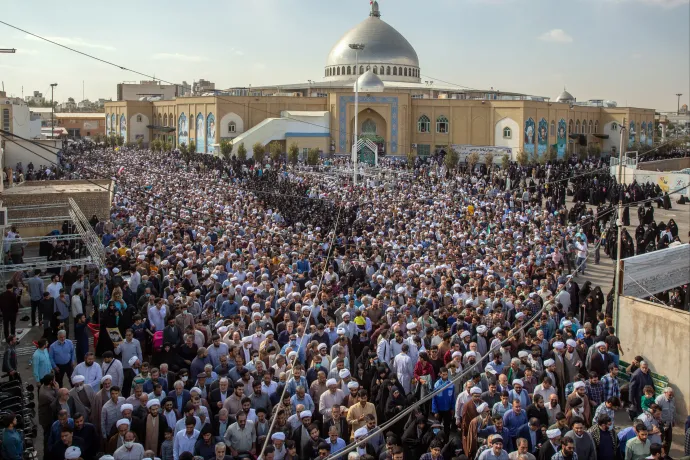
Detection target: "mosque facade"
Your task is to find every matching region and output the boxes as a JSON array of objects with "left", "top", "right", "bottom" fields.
[{"left": 104, "top": 2, "right": 655, "bottom": 161}]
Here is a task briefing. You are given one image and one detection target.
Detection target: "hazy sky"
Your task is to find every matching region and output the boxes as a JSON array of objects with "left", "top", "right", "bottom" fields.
[{"left": 1, "top": 0, "right": 688, "bottom": 111}]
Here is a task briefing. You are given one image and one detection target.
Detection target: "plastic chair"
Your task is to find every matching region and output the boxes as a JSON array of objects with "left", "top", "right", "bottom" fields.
[{"left": 87, "top": 323, "right": 100, "bottom": 350}]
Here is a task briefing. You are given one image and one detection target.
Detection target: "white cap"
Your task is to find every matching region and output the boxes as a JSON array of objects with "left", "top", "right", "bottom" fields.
[
  {"left": 339, "top": 369, "right": 351, "bottom": 379},
  {"left": 595, "top": 341, "right": 606, "bottom": 349},
  {"left": 128, "top": 356, "right": 140, "bottom": 366},
  {"left": 101, "top": 374, "right": 112, "bottom": 383},
  {"left": 492, "top": 327, "right": 503, "bottom": 335},
  {"left": 317, "top": 343, "right": 327, "bottom": 350},
  {"left": 465, "top": 351, "right": 476, "bottom": 358},
  {"left": 218, "top": 326, "right": 228, "bottom": 334},
  {"left": 460, "top": 331, "right": 470, "bottom": 339},
  {"left": 336, "top": 328, "right": 346, "bottom": 335},
  {"left": 342, "top": 312, "right": 351, "bottom": 318},
  {"left": 566, "top": 339, "right": 577, "bottom": 348},
  {"left": 300, "top": 410, "right": 312, "bottom": 418},
  {"left": 326, "top": 378, "right": 338, "bottom": 387},
  {"left": 116, "top": 418, "right": 130, "bottom": 427},
  {"left": 347, "top": 381, "right": 360, "bottom": 389},
  {"left": 406, "top": 322, "right": 417, "bottom": 330},
  {"left": 112, "top": 267, "right": 120, "bottom": 274},
  {"left": 544, "top": 358, "right": 555, "bottom": 367},
  {"left": 518, "top": 350, "right": 529, "bottom": 358},
  {"left": 563, "top": 320, "right": 573, "bottom": 327},
  {"left": 452, "top": 351, "right": 462, "bottom": 359},
  {"left": 191, "top": 387, "right": 202, "bottom": 395},
  {"left": 120, "top": 404, "right": 133, "bottom": 413},
  {"left": 65, "top": 446, "right": 82, "bottom": 459},
  {"left": 147, "top": 399, "right": 160, "bottom": 408},
  {"left": 354, "top": 427, "right": 368, "bottom": 438},
  {"left": 242, "top": 336, "right": 252, "bottom": 344},
  {"left": 546, "top": 428, "right": 561, "bottom": 439},
  {"left": 513, "top": 379, "right": 524, "bottom": 387},
  {"left": 71, "top": 375, "right": 85, "bottom": 384},
  {"left": 553, "top": 341, "right": 565, "bottom": 350},
  {"left": 271, "top": 432, "right": 285, "bottom": 441},
  {"left": 477, "top": 402, "right": 489, "bottom": 413},
  {"left": 573, "top": 381, "right": 585, "bottom": 390},
  {"left": 470, "top": 387, "right": 482, "bottom": 395},
  {"left": 476, "top": 325, "right": 487, "bottom": 334},
  {"left": 515, "top": 312, "right": 525, "bottom": 319}
]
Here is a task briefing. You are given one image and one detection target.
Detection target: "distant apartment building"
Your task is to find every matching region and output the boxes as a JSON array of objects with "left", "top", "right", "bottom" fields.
[
  {"left": 117, "top": 80, "right": 180, "bottom": 101},
  {"left": 24, "top": 90, "right": 46, "bottom": 106},
  {"left": 192, "top": 79, "right": 215, "bottom": 95}
]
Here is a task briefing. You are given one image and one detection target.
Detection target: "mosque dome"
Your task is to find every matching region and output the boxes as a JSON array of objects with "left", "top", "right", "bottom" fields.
[
  {"left": 324, "top": 1, "right": 421, "bottom": 83},
  {"left": 355, "top": 70, "right": 384, "bottom": 92},
  {"left": 556, "top": 89, "right": 575, "bottom": 103}
]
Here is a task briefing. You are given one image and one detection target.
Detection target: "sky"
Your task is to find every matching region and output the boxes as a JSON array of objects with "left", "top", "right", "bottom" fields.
[{"left": 0, "top": 0, "right": 688, "bottom": 111}]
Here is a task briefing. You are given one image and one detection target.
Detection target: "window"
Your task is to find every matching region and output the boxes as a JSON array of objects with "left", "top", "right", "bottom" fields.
[
  {"left": 503, "top": 127, "right": 512, "bottom": 139},
  {"left": 380, "top": 66, "right": 384, "bottom": 75},
  {"left": 228, "top": 121, "right": 236, "bottom": 133},
  {"left": 404, "top": 68, "right": 408, "bottom": 77},
  {"left": 360, "top": 66, "right": 364, "bottom": 74},
  {"left": 393, "top": 67, "right": 397, "bottom": 76},
  {"left": 373, "top": 67, "right": 378, "bottom": 75},
  {"left": 611, "top": 122, "right": 618, "bottom": 131},
  {"left": 417, "top": 144, "right": 431, "bottom": 157},
  {"left": 387, "top": 66, "right": 391, "bottom": 75},
  {"left": 136, "top": 115, "right": 142, "bottom": 122},
  {"left": 337, "top": 67, "right": 341, "bottom": 75},
  {"left": 366, "top": 65, "right": 370, "bottom": 71},
  {"left": 550, "top": 121, "right": 555, "bottom": 136},
  {"left": 347, "top": 66, "right": 351, "bottom": 75},
  {"left": 362, "top": 119, "right": 377, "bottom": 134},
  {"left": 341, "top": 66, "right": 345, "bottom": 75},
  {"left": 589, "top": 120, "right": 593, "bottom": 134},
  {"left": 398, "top": 66, "right": 402, "bottom": 75},
  {"left": 569, "top": 119, "right": 573, "bottom": 134},
  {"left": 594, "top": 120, "right": 599, "bottom": 133},
  {"left": 436, "top": 115, "right": 449, "bottom": 133},
  {"left": 418, "top": 115, "right": 431, "bottom": 133},
  {"left": 576, "top": 120, "right": 580, "bottom": 134}
]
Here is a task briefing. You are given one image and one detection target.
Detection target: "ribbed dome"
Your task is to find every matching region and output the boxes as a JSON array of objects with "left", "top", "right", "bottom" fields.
[
  {"left": 355, "top": 70, "right": 384, "bottom": 92},
  {"left": 556, "top": 89, "right": 575, "bottom": 102},
  {"left": 324, "top": 2, "right": 420, "bottom": 83}
]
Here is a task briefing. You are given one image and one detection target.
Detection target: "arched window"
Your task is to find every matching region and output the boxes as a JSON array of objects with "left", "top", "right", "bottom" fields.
[
  {"left": 337, "top": 67, "right": 341, "bottom": 76},
  {"left": 325, "top": 68, "right": 328, "bottom": 77},
  {"left": 418, "top": 115, "right": 430, "bottom": 133},
  {"left": 380, "top": 66, "right": 384, "bottom": 74},
  {"left": 136, "top": 115, "right": 142, "bottom": 123},
  {"left": 387, "top": 66, "right": 391, "bottom": 75},
  {"left": 360, "top": 65, "right": 364, "bottom": 74},
  {"left": 228, "top": 121, "right": 236, "bottom": 133},
  {"left": 366, "top": 65, "right": 370, "bottom": 71},
  {"left": 589, "top": 120, "right": 593, "bottom": 134},
  {"left": 373, "top": 67, "right": 378, "bottom": 74},
  {"left": 576, "top": 120, "right": 580, "bottom": 134},
  {"left": 503, "top": 127, "right": 512, "bottom": 139},
  {"left": 404, "top": 68, "right": 408, "bottom": 77},
  {"left": 550, "top": 121, "right": 555, "bottom": 136},
  {"left": 163, "top": 114, "right": 167, "bottom": 126},
  {"left": 362, "top": 119, "right": 377, "bottom": 134},
  {"left": 347, "top": 66, "right": 351, "bottom": 75},
  {"left": 436, "top": 115, "right": 449, "bottom": 133},
  {"left": 398, "top": 67, "right": 402, "bottom": 75},
  {"left": 569, "top": 119, "right": 573, "bottom": 134},
  {"left": 594, "top": 120, "right": 599, "bottom": 133},
  {"left": 341, "top": 66, "right": 345, "bottom": 75},
  {"left": 393, "top": 67, "right": 397, "bottom": 76}
]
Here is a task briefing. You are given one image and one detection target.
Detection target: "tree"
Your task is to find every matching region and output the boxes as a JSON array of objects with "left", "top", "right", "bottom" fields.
[
  {"left": 116, "top": 135, "right": 124, "bottom": 147},
  {"left": 407, "top": 150, "right": 415, "bottom": 169},
  {"left": 484, "top": 152, "right": 495, "bottom": 169},
  {"left": 587, "top": 143, "right": 601, "bottom": 158},
  {"left": 288, "top": 142, "right": 299, "bottom": 166},
  {"left": 179, "top": 142, "right": 188, "bottom": 157},
  {"left": 93, "top": 133, "right": 103, "bottom": 145},
  {"left": 501, "top": 154, "right": 510, "bottom": 170},
  {"left": 529, "top": 149, "right": 540, "bottom": 164},
  {"left": 220, "top": 139, "right": 233, "bottom": 161},
  {"left": 110, "top": 135, "right": 117, "bottom": 147},
  {"left": 467, "top": 151, "right": 480, "bottom": 171},
  {"left": 237, "top": 143, "right": 247, "bottom": 162},
  {"left": 545, "top": 145, "right": 558, "bottom": 163},
  {"left": 516, "top": 149, "right": 528, "bottom": 166},
  {"left": 252, "top": 142, "right": 266, "bottom": 164},
  {"left": 307, "top": 148, "right": 320, "bottom": 165},
  {"left": 188, "top": 140, "right": 196, "bottom": 155},
  {"left": 269, "top": 142, "right": 282, "bottom": 163},
  {"left": 577, "top": 144, "right": 587, "bottom": 161},
  {"left": 163, "top": 141, "right": 172, "bottom": 152},
  {"left": 136, "top": 137, "right": 143, "bottom": 149},
  {"left": 444, "top": 147, "right": 459, "bottom": 170}
]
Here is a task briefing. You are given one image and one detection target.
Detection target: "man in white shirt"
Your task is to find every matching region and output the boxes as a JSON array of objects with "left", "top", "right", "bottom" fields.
[
  {"left": 319, "top": 379, "right": 345, "bottom": 422},
  {"left": 72, "top": 352, "right": 103, "bottom": 391},
  {"left": 101, "top": 352, "right": 124, "bottom": 389},
  {"left": 574, "top": 237, "right": 588, "bottom": 274},
  {"left": 173, "top": 417, "right": 200, "bottom": 460},
  {"left": 113, "top": 431, "right": 145, "bottom": 460},
  {"left": 147, "top": 301, "right": 167, "bottom": 332}
]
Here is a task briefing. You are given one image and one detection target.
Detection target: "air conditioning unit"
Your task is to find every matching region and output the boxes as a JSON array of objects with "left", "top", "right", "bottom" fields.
[
  {"left": 411, "top": 144, "right": 417, "bottom": 149},
  {"left": 0, "top": 208, "right": 7, "bottom": 226}
]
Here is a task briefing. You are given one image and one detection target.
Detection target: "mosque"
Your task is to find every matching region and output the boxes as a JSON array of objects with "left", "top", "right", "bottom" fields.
[{"left": 104, "top": 1, "right": 655, "bottom": 161}]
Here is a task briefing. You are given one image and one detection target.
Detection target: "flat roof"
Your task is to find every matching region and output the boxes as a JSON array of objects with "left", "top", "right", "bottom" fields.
[
  {"left": 31, "top": 108, "right": 104, "bottom": 118},
  {"left": 2, "top": 181, "right": 111, "bottom": 196}
]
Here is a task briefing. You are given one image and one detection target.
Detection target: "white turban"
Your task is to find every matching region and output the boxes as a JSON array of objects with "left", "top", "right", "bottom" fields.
[
  {"left": 120, "top": 404, "right": 133, "bottom": 413},
  {"left": 573, "top": 381, "right": 585, "bottom": 390},
  {"left": 354, "top": 427, "right": 368, "bottom": 438},
  {"left": 71, "top": 375, "right": 85, "bottom": 384},
  {"left": 544, "top": 358, "right": 555, "bottom": 367},
  {"left": 300, "top": 410, "right": 312, "bottom": 418},
  {"left": 553, "top": 341, "right": 565, "bottom": 350},
  {"left": 116, "top": 418, "right": 130, "bottom": 427},
  {"left": 566, "top": 339, "right": 577, "bottom": 348},
  {"left": 546, "top": 428, "right": 561, "bottom": 439},
  {"left": 128, "top": 356, "right": 140, "bottom": 366},
  {"left": 339, "top": 369, "right": 351, "bottom": 379},
  {"left": 65, "top": 446, "right": 82, "bottom": 459},
  {"left": 271, "top": 432, "right": 285, "bottom": 441},
  {"left": 476, "top": 325, "right": 488, "bottom": 334},
  {"left": 476, "top": 402, "right": 489, "bottom": 413},
  {"left": 347, "top": 381, "right": 360, "bottom": 389},
  {"left": 470, "top": 387, "right": 482, "bottom": 395},
  {"left": 146, "top": 399, "right": 160, "bottom": 409},
  {"left": 101, "top": 374, "right": 112, "bottom": 383},
  {"left": 513, "top": 379, "right": 524, "bottom": 387},
  {"left": 326, "top": 378, "right": 338, "bottom": 387}
]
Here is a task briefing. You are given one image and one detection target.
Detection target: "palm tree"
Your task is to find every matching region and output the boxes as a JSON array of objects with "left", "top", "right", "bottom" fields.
[
  {"left": 516, "top": 149, "right": 528, "bottom": 166},
  {"left": 188, "top": 140, "right": 196, "bottom": 156},
  {"left": 484, "top": 152, "right": 495, "bottom": 171}
]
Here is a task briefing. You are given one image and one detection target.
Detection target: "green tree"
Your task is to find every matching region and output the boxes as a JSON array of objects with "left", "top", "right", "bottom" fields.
[
  {"left": 587, "top": 143, "right": 601, "bottom": 158},
  {"left": 116, "top": 135, "right": 124, "bottom": 147},
  {"left": 237, "top": 143, "right": 247, "bottom": 162},
  {"left": 269, "top": 142, "right": 282, "bottom": 163},
  {"left": 136, "top": 137, "right": 143, "bottom": 149},
  {"left": 484, "top": 152, "right": 495, "bottom": 170},
  {"left": 163, "top": 141, "right": 172, "bottom": 152},
  {"left": 220, "top": 139, "right": 233, "bottom": 161},
  {"left": 516, "top": 149, "right": 528, "bottom": 166},
  {"left": 253, "top": 142, "right": 265, "bottom": 164},
  {"left": 179, "top": 142, "right": 188, "bottom": 157},
  {"left": 110, "top": 135, "right": 117, "bottom": 147},
  {"left": 188, "top": 140, "right": 196, "bottom": 155},
  {"left": 407, "top": 150, "right": 416, "bottom": 169},
  {"left": 467, "top": 151, "right": 480, "bottom": 171},
  {"left": 529, "top": 149, "right": 540, "bottom": 164},
  {"left": 307, "top": 148, "right": 320, "bottom": 165},
  {"left": 288, "top": 142, "right": 299, "bottom": 166},
  {"left": 93, "top": 133, "right": 103, "bottom": 144},
  {"left": 501, "top": 154, "right": 510, "bottom": 170},
  {"left": 444, "top": 147, "right": 459, "bottom": 170}
]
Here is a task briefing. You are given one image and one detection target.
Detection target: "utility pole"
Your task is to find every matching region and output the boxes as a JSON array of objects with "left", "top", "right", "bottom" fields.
[
  {"left": 0, "top": 49, "right": 17, "bottom": 54},
  {"left": 676, "top": 93, "right": 683, "bottom": 115},
  {"left": 50, "top": 83, "right": 58, "bottom": 138},
  {"left": 613, "top": 117, "right": 626, "bottom": 331}
]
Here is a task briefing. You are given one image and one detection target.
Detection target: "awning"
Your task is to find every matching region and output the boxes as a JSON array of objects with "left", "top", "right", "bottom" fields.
[
  {"left": 146, "top": 125, "right": 176, "bottom": 133},
  {"left": 593, "top": 134, "right": 609, "bottom": 139}
]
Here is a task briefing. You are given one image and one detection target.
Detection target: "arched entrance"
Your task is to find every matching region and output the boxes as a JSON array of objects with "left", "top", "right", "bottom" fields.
[{"left": 350, "top": 108, "right": 387, "bottom": 163}]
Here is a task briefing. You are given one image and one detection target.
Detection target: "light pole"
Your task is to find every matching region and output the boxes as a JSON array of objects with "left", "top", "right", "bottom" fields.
[
  {"left": 349, "top": 43, "right": 365, "bottom": 186},
  {"left": 676, "top": 93, "right": 683, "bottom": 115},
  {"left": 613, "top": 117, "right": 626, "bottom": 332},
  {"left": 50, "top": 83, "right": 58, "bottom": 138}
]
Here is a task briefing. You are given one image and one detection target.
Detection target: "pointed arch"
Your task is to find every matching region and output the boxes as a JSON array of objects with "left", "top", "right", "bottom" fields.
[
  {"left": 436, "top": 115, "right": 449, "bottom": 133},
  {"left": 417, "top": 115, "right": 430, "bottom": 133}
]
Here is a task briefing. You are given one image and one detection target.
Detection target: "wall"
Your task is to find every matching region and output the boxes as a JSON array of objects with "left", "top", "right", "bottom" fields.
[
  {"left": 638, "top": 157, "right": 690, "bottom": 172},
  {"left": 618, "top": 296, "right": 690, "bottom": 419},
  {"left": 2, "top": 139, "right": 60, "bottom": 169},
  {"left": 613, "top": 166, "right": 690, "bottom": 197},
  {"left": 285, "top": 135, "right": 329, "bottom": 154},
  {"left": 56, "top": 116, "right": 105, "bottom": 138}
]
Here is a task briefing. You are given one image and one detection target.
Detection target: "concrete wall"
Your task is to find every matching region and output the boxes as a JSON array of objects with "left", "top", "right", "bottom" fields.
[
  {"left": 638, "top": 157, "right": 690, "bottom": 172},
  {"left": 2, "top": 139, "right": 61, "bottom": 170},
  {"left": 618, "top": 295, "right": 690, "bottom": 419}
]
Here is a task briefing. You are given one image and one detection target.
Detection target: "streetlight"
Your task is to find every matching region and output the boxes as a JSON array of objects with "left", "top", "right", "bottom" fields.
[
  {"left": 676, "top": 93, "right": 683, "bottom": 115},
  {"left": 349, "top": 43, "right": 365, "bottom": 185},
  {"left": 50, "top": 83, "right": 58, "bottom": 138}
]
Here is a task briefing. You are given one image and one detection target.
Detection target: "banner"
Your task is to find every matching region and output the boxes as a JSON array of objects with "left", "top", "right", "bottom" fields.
[
  {"left": 524, "top": 118, "right": 535, "bottom": 155},
  {"left": 622, "top": 244, "right": 690, "bottom": 298},
  {"left": 195, "top": 113, "right": 205, "bottom": 153},
  {"left": 178, "top": 113, "right": 189, "bottom": 147},
  {"left": 647, "top": 122, "right": 653, "bottom": 146},
  {"left": 119, "top": 114, "right": 127, "bottom": 141},
  {"left": 105, "top": 114, "right": 110, "bottom": 135},
  {"left": 628, "top": 121, "right": 635, "bottom": 148},
  {"left": 450, "top": 145, "right": 512, "bottom": 162},
  {"left": 207, "top": 113, "right": 216, "bottom": 154},
  {"left": 537, "top": 118, "right": 548, "bottom": 157},
  {"left": 640, "top": 122, "right": 647, "bottom": 145},
  {"left": 557, "top": 119, "right": 567, "bottom": 158}
]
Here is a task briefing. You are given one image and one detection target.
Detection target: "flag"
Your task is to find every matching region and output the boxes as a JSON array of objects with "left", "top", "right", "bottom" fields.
[{"left": 117, "top": 166, "right": 125, "bottom": 175}]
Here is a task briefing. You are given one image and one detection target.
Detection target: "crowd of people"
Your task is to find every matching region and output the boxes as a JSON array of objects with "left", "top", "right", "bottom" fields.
[{"left": 1, "top": 142, "right": 688, "bottom": 460}]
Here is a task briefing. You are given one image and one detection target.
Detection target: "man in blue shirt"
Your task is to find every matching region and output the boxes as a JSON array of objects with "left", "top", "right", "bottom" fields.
[
  {"left": 502, "top": 400, "right": 528, "bottom": 447},
  {"left": 326, "top": 425, "right": 346, "bottom": 455},
  {"left": 478, "top": 414, "right": 514, "bottom": 453},
  {"left": 49, "top": 330, "right": 76, "bottom": 388}
]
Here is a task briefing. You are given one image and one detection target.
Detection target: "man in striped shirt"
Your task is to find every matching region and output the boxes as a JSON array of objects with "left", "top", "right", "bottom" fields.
[
  {"left": 101, "top": 386, "right": 125, "bottom": 439},
  {"left": 601, "top": 364, "right": 621, "bottom": 400}
]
